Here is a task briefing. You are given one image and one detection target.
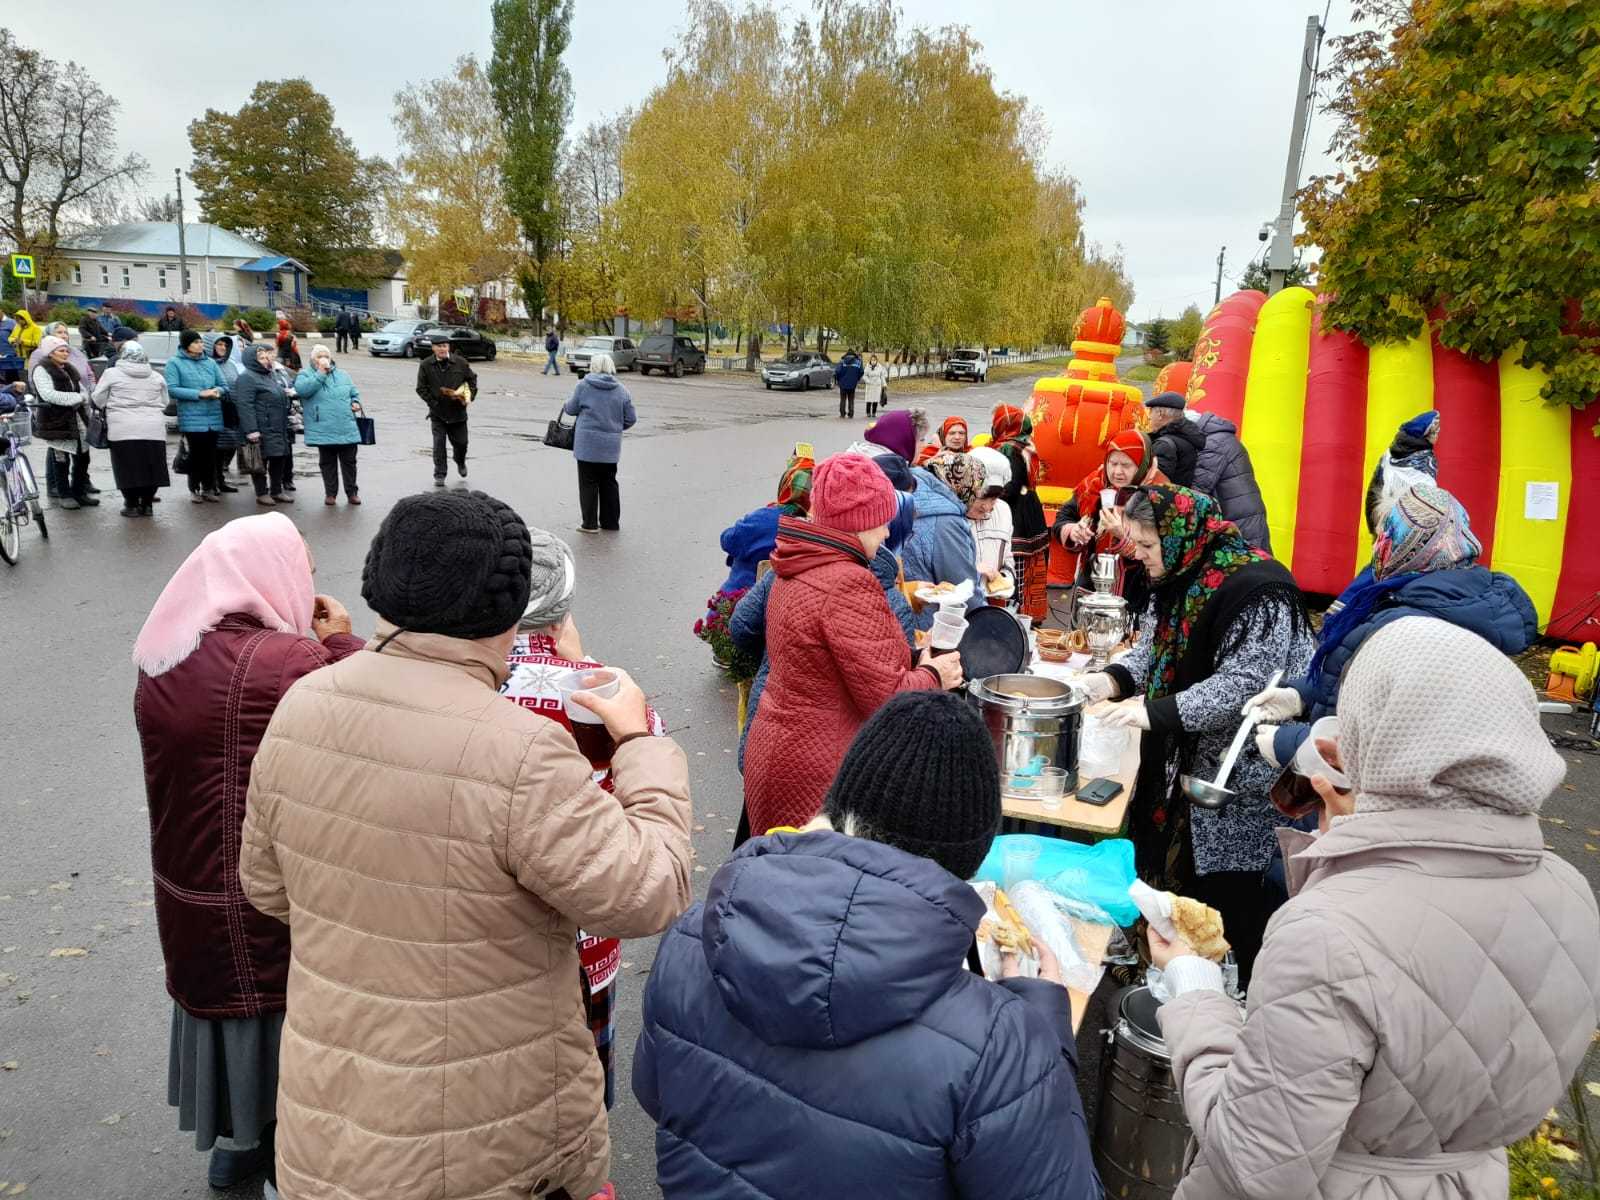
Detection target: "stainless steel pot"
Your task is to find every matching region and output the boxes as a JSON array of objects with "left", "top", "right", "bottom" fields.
[
  {"left": 1094, "top": 986, "right": 1192, "bottom": 1198},
  {"left": 969, "top": 673, "right": 1084, "bottom": 793}
]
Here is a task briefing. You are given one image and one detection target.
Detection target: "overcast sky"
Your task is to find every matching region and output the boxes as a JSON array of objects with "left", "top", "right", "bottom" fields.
[{"left": 21, "top": 1, "right": 1346, "bottom": 323}]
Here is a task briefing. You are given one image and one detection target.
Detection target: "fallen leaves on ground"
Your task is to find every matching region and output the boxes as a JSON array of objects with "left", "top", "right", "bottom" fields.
[
  {"left": 1, "top": 1061, "right": 17, "bottom": 1071},
  {"left": 47, "top": 948, "right": 87, "bottom": 958},
  {"left": 99, "top": 1113, "right": 123, "bottom": 1126}
]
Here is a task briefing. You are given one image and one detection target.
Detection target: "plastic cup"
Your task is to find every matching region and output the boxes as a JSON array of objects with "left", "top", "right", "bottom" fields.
[
  {"left": 930, "top": 620, "right": 966, "bottom": 652},
  {"left": 1002, "top": 837, "right": 1042, "bottom": 891},
  {"left": 1100, "top": 488, "right": 1118, "bottom": 511},
  {"left": 1292, "top": 716, "right": 1350, "bottom": 789},
  {"left": 557, "top": 667, "right": 620, "bottom": 726}
]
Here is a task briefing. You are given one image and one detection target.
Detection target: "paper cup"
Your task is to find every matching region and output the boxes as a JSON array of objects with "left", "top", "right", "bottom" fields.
[
  {"left": 557, "top": 667, "right": 620, "bottom": 725},
  {"left": 1100, "top": 487, "right": 1118, "bottom": 511}
]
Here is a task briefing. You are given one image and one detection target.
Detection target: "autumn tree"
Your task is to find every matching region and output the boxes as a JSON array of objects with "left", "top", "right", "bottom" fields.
[
  {"left": 1301, "top": 0, "right": 1600, "bottom": 409},
  {"left": 490, "top": 0, "right": 573, "bottom": 318},
  {"left": 1169, "top": 304, "right": 1204, "bottom": 357},
  {"left": 1239, "top": 257, "right": 1311, "bottom": 293},
  {"left": 189, "top": 80, "right": 387, "bottom": 285},
  {"left": 390, "top": 55, "right": 524, "bottom": 313},
  {"left": 0, "top": 28, "right": 145, "bottom": 275},
  {"left": 551, "top": 111, "right": 631, "bottom": 330}
]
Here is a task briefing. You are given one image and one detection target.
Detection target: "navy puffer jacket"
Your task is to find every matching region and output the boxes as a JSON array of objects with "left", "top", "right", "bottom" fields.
[
  {"left": 634, "top": 831, "right": 1100, "bottom": 1200},
  {"left": 1188, "top": 411, "right": 1271, "bottom": 551},
  {"left": 1274, "top": 565, "right": 1538, "bottom": 764}
]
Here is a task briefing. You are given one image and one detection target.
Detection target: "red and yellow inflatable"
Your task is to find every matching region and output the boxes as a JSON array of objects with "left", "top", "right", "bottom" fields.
[
  {"left": 1026, "top": 297, "right": 1146, "bottom": 585},
  {"left": 1178, "top": 287, "right": 1600, "bottom": 640}
]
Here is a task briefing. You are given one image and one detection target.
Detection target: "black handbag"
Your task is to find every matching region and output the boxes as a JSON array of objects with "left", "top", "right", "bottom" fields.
[
  {"left": 172, "top": 434, "right": 190, "bottom": 474},
  {"left": 353, "top": 402, "right": 376, "bottom": 446},
  {"left": 238, "top": 440, "right": 266, "bottom": 475},
  {"left": 544, "top": 411, "right": 576, "bottom": 451},
  {"left": 85, "top": 402, "right": 110, "bottom": 450}
]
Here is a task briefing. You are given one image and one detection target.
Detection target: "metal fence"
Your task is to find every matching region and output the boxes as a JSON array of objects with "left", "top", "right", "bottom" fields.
[{"left": 709, "top": 345, "right": 1066, "bottom": 375}]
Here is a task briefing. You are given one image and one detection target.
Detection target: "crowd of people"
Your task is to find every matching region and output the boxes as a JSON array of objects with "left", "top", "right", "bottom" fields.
[{"left": 7, "top": 315, "right": 1575, "bottom": 1200}]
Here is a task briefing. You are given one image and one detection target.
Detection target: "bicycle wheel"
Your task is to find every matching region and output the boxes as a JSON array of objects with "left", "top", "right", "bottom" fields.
[{"left": 0, "top": 490, "right": 17, "bottom": 564}]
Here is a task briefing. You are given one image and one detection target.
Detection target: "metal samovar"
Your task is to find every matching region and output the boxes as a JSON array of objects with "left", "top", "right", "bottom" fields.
[{"left": 1075, "top": 553, "right": 1131, "bottom": 670}]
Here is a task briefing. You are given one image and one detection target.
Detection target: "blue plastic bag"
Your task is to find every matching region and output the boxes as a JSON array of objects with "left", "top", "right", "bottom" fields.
[{"left": 973, "top": 835, "right": 1139, "bottom": 926}]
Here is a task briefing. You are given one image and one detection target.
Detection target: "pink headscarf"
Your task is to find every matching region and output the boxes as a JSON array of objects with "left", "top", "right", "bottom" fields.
[{"left": 133, "top": 513, "right": 315, "bottom": 676}]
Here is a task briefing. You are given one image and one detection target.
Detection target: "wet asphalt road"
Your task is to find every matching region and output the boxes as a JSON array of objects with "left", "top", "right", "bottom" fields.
[{"left": 2, "top": 351, "right": 1596, "bottom": 1199}]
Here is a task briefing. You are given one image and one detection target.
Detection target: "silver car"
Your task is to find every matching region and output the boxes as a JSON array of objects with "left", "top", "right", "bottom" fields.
[
  {"left": 762, "top": 351, "right": 835, "bottom": 391},
  {"left": 566, "top": 336, "right": 638, "bottom": 377},
  {"left": 368, "top": 319, "right": 439, "bottom": 358}
]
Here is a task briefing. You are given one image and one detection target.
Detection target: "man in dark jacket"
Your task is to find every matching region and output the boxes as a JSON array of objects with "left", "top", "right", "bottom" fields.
[
  {"left": 78, "top": 308, "right": 107, "bottom": 360},
  {"left": 1146, "top": 390, "right": 1206, "bottom": 487},
  {"left": 835, "top": 348, "right": 864, "bottom": 419},
  {"left": 1188, "top": 409, "right": 1272, "bottom": 551},
  {"left": 416, "top": 332, "right": 477, "bottom": 486},
  {"left": 635, "top": 690, "right": 1100, "bottom": 1200},
  {"left": 157, "top": 306, "right": 183, "bottom": 332},
  {"left": 334, "top": 307, "right": 352, "bottom": 354},
  {"left": 543, "top": 327, "right": 561, "bottom": 375}
]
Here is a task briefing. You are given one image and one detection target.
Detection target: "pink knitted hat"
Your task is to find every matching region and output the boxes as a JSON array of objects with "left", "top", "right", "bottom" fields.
[{"left": 810, "top": 453, "right": 899, "bottom": 533}]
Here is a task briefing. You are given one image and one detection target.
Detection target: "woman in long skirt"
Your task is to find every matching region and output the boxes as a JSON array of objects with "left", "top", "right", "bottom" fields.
[{"left": 92, "top": 342, "right": 171, "bottom": 516}]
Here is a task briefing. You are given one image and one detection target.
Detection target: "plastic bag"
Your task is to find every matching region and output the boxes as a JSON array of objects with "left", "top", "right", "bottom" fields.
[
  {"left": 1079, "top": 713, "right": 1130, "bottom": 780},
  {"left": 973, "top": 835, "right": 1140, "bottom": 926},
  {"left": 969, "top": 880, "right": 1106, "bottom": 995}
]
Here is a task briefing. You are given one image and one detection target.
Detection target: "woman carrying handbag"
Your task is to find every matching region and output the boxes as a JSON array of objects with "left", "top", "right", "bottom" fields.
[
  {"left": 294, "top": 345, "right": 363, "bottom": 506},
  {"left": 560, "top": 353, "right": 635, "bottom": 533}
]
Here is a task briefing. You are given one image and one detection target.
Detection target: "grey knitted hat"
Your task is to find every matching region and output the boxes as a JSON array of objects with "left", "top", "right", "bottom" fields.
[
  {"left": 518, "top": 528, "right": 576, "bottom": 630},
  {"left": 1338, "top": 616, "right": 1564, "bottom": 815}
]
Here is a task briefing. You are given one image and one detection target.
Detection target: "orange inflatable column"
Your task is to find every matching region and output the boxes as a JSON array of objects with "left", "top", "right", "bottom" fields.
[
  {"left": 1292, "top": 312, "right": 1369, "bottom": 594},
  {"left": 1186, "top": 291, "right": 1266, "bottom": 431},
  {"left": 1430, "top": 335, "right": 1502, "bottom": 564}
]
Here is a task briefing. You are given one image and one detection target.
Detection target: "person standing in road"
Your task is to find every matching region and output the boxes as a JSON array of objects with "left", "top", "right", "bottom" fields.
[
  {"left": 1188, "top": 406, "right": 1272, "bottom": 552},
  {"left": 134, "top": 513, "right": 364, "bottom": 1196},
  {"left": 1145, "top": 391, "right": 1206, "bottom": 488},
  {"left": 835, "top": 347, "right": 864, "bottom": 419},
  {"left": 31, "top": 335, "right": 99, "bottom": 508},
  {"left": 295, "top": 345, "right": 362, "bottom": 506},
  {"left": 209, "top": 335, "right": 243, "bottom": 493},
  {"left": 563, "top": 353, "right": 636, "bottom": 534},
  {"left": 544, "top": 326, "right": 562, "bottom": 375},
  {"left": 234, "top": 342, "right": 295, "bottom": 506},
  {"left": 860, "top": 352, "right": 888, "bottom": 418},
  {"left": 93, "top": 341, "right": 171, "bottom": 517},
  {"left": 333, "top": 307, "right": 352, "bottom": 354},
  {"left": 416, "top": 330, "right": 476, "bottom": 487},
  {"left": 164, "top": 329, "right": 228, "bottom": 504},
  {"left": 239, "top": 489, "right": 694, "bottom": 1200},
  {"left": 78, "top": 306, "right": 108, "bottom": 359}
]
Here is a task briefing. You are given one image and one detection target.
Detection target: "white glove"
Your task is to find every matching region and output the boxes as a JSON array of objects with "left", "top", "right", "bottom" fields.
[
  {"left": 1080, "top": 673, "right": 1116, "bottom": 703},
  {"left": 1101, "top": 699, "right": 1150, "bottom": 731},
  {"left": 1242, "top": 685, "right": 1303, "bottom": 722},
  {"left": 1255, "top": 724, "right": 1282, "bottom": 768}
]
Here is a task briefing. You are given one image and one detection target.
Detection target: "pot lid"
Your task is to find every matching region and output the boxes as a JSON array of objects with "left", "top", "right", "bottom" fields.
[{"left": 958, "top": 606, "right": 1030, "bottom": 680}]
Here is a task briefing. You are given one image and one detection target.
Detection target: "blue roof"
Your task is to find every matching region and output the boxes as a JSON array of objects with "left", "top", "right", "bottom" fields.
[{"left": 237, "top": 256, "right": 295, "bottom": 273}]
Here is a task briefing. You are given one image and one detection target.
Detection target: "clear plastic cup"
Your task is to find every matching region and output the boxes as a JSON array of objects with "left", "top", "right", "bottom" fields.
[
  {"left": 930, "top": 622, "right": 966, "bottom": 652},
  {"left": 557, "top": 667, "right": 620, "bottom": 726},
  {"left": 1292, "top": 716, "right": 1349, "bottom": 788},
  {"left": 1101, "top": 487, "right": 1118, "bottom": 511},
  {"left": 1002, "top": 837, "right": 1042, "bottom": 890}
]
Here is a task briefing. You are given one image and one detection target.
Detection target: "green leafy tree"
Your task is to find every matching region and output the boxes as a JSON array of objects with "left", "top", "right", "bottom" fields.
[
  {"left": 1143, "top": 316, "right": 1171, "bottom": 353},
  {"left": 1301, "top": 0, "right": 1600, "bottom": 410},
  {"left": 1238, "top": 258, "right": 1313, "bottom": 293},
  {"left": 188, "top": 80, "right": 388, "bottom": 285},
  {"left": 489, "top": 0, "right": 574, "bottom": 319},
  {"left": 1169, "top": 303, "right": 1204, "bottom": 358}
]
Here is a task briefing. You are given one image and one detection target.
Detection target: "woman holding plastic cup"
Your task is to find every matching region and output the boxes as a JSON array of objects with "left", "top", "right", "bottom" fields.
[{"left": 1051, "top": 429, "right": 1167, "bottom": 613}]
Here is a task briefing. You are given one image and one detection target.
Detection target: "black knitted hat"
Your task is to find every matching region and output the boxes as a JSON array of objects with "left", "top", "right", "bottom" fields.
[
  {"left": 362, "top": 490, "right": 534, "bottom": 639},
  {"left": 823, "top": 691, "right": 1001, "bottom": 880}
]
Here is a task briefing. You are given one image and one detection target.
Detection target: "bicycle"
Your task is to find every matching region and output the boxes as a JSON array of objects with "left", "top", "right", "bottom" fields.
[{"left": 0, "top": 400, "right": 49, "bottom": 565}]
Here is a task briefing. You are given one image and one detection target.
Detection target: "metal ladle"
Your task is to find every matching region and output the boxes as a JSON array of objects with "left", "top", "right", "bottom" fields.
[{"left": 1180, "top": 669, "right": 1284, "bottom": 809}]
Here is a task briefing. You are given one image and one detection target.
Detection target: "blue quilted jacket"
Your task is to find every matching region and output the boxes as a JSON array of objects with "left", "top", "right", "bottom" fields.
[
  {"left": 634, "top": 831, "right": 1100, "bottom": 1199},
  {"left": 903, "top": 468, "right": 983, "bottom": 629},
  {"left": 1274, "top": 565, "right": 1538, "bottom": 764}
]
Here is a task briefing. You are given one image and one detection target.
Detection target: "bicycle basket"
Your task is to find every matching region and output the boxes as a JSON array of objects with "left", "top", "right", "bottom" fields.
[{"left": 0, "top": 408, "right": 31, "bottom": 449}]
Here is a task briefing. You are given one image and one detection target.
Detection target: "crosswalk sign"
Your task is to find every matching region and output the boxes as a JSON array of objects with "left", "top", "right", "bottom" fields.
[{"left": 8, "top": 254, "right": 34, "bottom": 279}]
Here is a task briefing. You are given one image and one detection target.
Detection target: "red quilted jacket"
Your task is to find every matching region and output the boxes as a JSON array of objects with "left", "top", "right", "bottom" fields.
[
  {"left": 134, "top": 614, "right": 364, "bottom": 1018},
  {"left": 742, "top": 519, "right": 939, "bottom": 834}
]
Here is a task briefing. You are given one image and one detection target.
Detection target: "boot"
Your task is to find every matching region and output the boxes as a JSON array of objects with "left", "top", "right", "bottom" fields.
[{"left": 74, "top": 492, "right": 100, "bottom": 507}]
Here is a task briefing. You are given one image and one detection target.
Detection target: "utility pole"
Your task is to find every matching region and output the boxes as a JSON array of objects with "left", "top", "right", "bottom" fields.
[
  {"left": 1214, "top": 245, "right": 1227, "bottom": 304},
  {"left": 1267, "top": 14, "right": 1323, "bottom": 295},
  {"left": 174, "top": 167, "right": 189, "bottom": 302}
]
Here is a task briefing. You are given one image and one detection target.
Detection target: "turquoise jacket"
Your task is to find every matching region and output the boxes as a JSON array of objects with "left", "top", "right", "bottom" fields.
[
  {"left": 294, "top": 365, "right": 361, "bottom": 446},
  {"left": 164, "top": 352, "right": 227, "bottom": 433}
]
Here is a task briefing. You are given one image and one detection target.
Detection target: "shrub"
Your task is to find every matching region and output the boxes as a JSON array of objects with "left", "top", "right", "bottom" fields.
[
  {"left": 48, "top": 302, "right": 86, "bottom": 326},
  {"left": 121, "top": 314, "right": 152, "bottom": 333},
  {"left": 169, "top": 303, "right": 210, "bottom": 331},
  {"left": 317, "top": 316, "right": 337, "bottom": 334}
]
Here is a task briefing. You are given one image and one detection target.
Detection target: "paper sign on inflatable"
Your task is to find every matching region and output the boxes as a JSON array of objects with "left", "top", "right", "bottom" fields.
[{"left": 1177, "top": 287, "right": 1600, "bottom": 641}]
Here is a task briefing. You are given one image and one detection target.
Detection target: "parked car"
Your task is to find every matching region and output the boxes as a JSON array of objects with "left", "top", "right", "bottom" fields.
[
  {"left": 566, "top": 336, "right": 638, "bottom": 377},
  {"left": 761, "top": 351, "right": 835, "bottom": 391},
  {"left": 636, "top": 334, "right": 706, "bottom": 377},
  {"left": 368, "top": 319, "right": 440, "bottom": 358},
  {"left": 406, "top": 325, "right": 498, "bottom": 361},
  {"left": 943, "top": 347, "right": 989, "bottom": 382}
]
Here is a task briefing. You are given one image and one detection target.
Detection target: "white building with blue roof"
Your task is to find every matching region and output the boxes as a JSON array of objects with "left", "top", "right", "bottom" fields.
[{"left": 45, "top": 222, "right": 309, "bottom": 317}]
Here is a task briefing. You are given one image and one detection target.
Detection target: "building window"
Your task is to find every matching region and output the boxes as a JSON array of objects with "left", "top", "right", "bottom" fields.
[
  {"left": 99, "top": 265, "right": 109, "bottom": 286},
  {"left": 72, "top": 264, "right": 82, "bottom": 285},
  {"left": 120, "top": 266, "right": 131, "bottom": 289},
  {"left": 158, "top": 267, "right": 168, "bottom": 290},
  {"left": 183, "top": 268, "right": 192, "bottom": 293}
]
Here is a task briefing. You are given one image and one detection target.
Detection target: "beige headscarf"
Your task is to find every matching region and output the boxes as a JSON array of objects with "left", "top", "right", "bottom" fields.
[{"left": 1337, "top": 616, "right": 1564, "bottom": 815}]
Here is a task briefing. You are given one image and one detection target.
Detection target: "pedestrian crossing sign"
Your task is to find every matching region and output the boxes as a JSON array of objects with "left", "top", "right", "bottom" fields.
[{"left": 8, "top": 254, "right": 34, "bottom": 279}]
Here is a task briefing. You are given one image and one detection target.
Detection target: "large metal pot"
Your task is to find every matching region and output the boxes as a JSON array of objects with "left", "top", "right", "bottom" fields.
[
  {"left": 969, "top": 673, "right": 1084, "bottom": 792},
  {"left": 1094, "top": 986, "right": 1192, "bottom": 1199}
]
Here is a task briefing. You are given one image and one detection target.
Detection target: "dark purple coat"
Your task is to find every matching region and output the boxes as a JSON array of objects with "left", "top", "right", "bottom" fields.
[{"left": 134, "top": 614, "right": 363, "bottom": 1018}]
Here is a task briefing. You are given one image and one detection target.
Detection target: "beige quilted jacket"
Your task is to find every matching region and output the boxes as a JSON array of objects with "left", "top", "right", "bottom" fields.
[
  {"left": 1159, "top": 809, "right": 1600, "bottom": 1200},
  {"left": 240, "top": 623, "right": 693, "bottom": 1200}
]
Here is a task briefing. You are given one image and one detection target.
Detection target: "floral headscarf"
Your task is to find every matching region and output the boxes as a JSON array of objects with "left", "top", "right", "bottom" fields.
[
  {"left": 924, "top": 451, "right": 986, "bottom": 507},
  {"left": 772, "top": 452, "right": 815, "bottom": 517},
  {"left": 1133, "top": 485, "right": 1268, "bottom": 697}
]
